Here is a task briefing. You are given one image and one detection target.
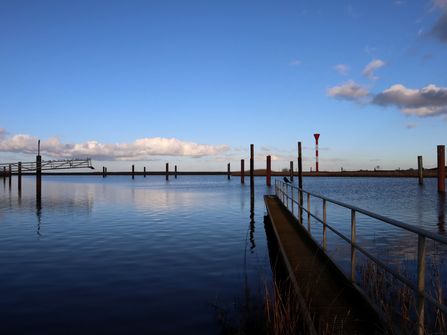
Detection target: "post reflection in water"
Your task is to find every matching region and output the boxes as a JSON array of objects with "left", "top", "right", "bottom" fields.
[
  {"left": 439, "top": 193, "right": 446, "bottom": 234},
  {"left": 36, "top": 188, "right": 42, "bottom": 237},
  {"left": 249, "top": 182, "right": 256, "bottom": 252}
]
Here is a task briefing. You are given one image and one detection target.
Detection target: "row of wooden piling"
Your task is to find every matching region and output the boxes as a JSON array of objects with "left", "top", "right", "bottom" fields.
[
  {"left": 1, "top": 144, "right": 446, "bottom": 194},
  {"left": 101, "top": 164, "right": 180, "bottom": 180},
  {"left": 416, "top": 145, "right": 445, "bottom": 192}
]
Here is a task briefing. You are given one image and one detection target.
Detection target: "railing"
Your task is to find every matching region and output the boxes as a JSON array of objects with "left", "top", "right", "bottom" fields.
[
  {"left": 0, "top": 158, "right": 93, "bottom": 173},
  {"left": 275, "top": 179, "right": 447, "bottom": 335}
]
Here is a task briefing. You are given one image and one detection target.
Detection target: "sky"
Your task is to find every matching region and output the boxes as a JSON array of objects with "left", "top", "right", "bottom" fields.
[{"left": 1, "top": 0, "right": 446, "bottom": 171}]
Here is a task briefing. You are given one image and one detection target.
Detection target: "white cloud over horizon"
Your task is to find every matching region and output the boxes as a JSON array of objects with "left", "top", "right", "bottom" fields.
[
  {"left": 0, "top": 131, "right": 230, "bottom": 160},
  {"left": 373, "top": 84, "right": 447, "bottom": 116},
  {"left": 326, "top": 80, "right": 370, "bottom": 102},
  {"left": 334, "top": 64, "right": 350, "bottom": 76},
  {"left": 328, "top": 82, "right": 447, "bottom": 117},
  {"left": 362, "top": 59, "right": 385, "bottom": 80}
]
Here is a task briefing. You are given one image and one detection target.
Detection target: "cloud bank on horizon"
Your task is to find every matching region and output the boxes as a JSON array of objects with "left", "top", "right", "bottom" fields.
[{"left": 0, "top": 129, "right": 229, "bottom": 160}]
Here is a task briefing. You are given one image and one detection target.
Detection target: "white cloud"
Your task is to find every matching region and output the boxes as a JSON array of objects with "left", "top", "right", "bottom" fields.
[
  {"left": 362, "top": 59, "right": 385, "bottom": 80},
  {"left": 0, "top": 131, "right": 230, "bottom": 160},
  {"left": 327, "top": 80, "right": 370, "bottom": 102},
  {"left": 373, "top": 84, "right": 447, "bottom": 117},
  {"left": 289, "top": 59, "right": 301, "bottom": 66},
  {"left": 334, "top": 64, "right": 349, "bottom": 76}
]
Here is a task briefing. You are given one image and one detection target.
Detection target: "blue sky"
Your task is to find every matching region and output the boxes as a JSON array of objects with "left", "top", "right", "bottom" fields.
[{"left": 1, "top": 0, "right": 446, "bottom": 171}]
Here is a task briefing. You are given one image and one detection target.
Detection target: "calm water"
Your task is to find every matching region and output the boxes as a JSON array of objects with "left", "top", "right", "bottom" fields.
[{"left": 0, "top": 175, "right": 446, "bottom": 334}]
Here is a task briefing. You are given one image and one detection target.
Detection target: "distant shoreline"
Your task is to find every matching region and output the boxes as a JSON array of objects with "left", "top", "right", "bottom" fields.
[{"left": 12, "top": 168, "right": 445, "bottom": 178}]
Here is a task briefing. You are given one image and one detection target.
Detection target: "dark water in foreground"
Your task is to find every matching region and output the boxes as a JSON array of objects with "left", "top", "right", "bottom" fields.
[{"left": 0, "top": 176, "right": 446, "bottom": 334}]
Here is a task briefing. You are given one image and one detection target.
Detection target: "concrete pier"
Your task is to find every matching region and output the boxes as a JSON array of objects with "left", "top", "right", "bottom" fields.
[{"left": 264, "top": 195, "right": 383, "bottom": 334}]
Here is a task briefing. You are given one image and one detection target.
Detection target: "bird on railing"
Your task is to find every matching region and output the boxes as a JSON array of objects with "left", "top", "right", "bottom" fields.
[{"left": 283, "top": 176, "right": 291, "bottom": 183}]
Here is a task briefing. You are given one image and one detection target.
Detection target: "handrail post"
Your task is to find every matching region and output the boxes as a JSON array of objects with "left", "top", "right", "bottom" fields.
[
  {"left": 291, "top": 185, "right": 294, "bottom": 215},
  {"left": 288, "top": 184, "right": 291, "bottom": 210},
  {"left": 323, "top": 199, "right": 327, "bottom": 251},
  {"left": 307, "top": 192, "right": 311, "bottom": 232},
  {"left": 282, "top": 183, "right": 287, "bottom": 204},
  {"left": 417, "top": 235, "right": 426, "bottom": 335},
  {"left": 351, "top": 210, "right": 356, "bottom": 283}
]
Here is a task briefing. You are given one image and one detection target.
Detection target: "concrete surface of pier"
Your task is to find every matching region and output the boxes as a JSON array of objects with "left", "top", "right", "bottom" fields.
[{"left": 264, "top": 195, "right": 384, "bottom": 334}]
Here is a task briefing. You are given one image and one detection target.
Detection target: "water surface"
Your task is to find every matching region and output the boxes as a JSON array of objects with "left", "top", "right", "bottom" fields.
[{"left": 1, "top": 175, "right": 445, "bottom": 333}]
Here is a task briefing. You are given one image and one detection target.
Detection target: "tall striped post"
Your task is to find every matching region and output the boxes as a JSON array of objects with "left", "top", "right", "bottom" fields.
[{"left": 314, "top": 133, "right": 320, "bottom": 173}]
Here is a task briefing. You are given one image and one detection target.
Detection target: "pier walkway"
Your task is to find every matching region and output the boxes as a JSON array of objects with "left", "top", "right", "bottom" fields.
[
  {"left": 265, "top": 179, "right": 447, "bottom": 335},
  {"left": 264, "top": 195, "right": 383, "bottom": 334}
]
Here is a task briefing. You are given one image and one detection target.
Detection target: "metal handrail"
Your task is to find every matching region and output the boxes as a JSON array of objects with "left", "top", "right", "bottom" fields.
[
  {"left": 274, "top": 179, "right": 447, "bottom": 334},
  {"left": 0, "top": 158, "right": 93, "bottom": 173}
]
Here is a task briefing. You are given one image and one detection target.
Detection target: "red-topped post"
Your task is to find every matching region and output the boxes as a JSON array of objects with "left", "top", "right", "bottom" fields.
[{"left": 314, "top": 133, "right": 320, "bottom": 173}]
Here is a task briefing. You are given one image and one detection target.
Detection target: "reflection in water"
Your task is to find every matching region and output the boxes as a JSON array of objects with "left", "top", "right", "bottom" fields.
[
  {"left": 439, "top": 193, "right": 446, "bottom": 234},
  {"left": 36, "top": 191, "right": 42, "bottom": 237},
  {"left": 249, "top": 183, "right": 256, "bottom": 252}
]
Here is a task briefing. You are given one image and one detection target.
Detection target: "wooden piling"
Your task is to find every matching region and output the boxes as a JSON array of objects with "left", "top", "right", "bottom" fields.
[
  {"left": 250, "top": 144, "right": 254, "bottom": 185},
  {"left": 132, "top": 165, "right": 135, "bottom": 179},
  {"left": 290, "top": 161, "right": 294, "bottom": 181},
  {"left": 438, "top": 145, "right": 445, "bottom": 193},
  {"left": 2, "top": 167, "right": 5, "bottom": 183},
  {"left": 8, "top": 164, "right": 12, "bottom": 189},
  {"left": 298, "top": 142, "right": 303, "bottom": 224},
  {"left": 18, "top": 162, "right": 22, "bottom": 192},
  {"left": 266, "top": 155, "right": 271, "bottom": 186},
  {"left": 241, "top": 159, "right": 245, "bottom": 184},
  {"left": 102, "top": 166, "right": 106, "bottom": 178},
  {"left": 144, "top": 166, "right": 146, "bottom": 178},
  {"left": 417, "top": 156, "right": 423, "bottom": 185},
  {"left": 175, "top": 165, "right": 178, "bottom": 179},
  {"left": 166, "top": 163, "right": 169, "bottom": 181},
  {"left": 227, "top": 163, "right": 231, "bottom": 180},
  {"left": 36, "top": 155, "right": 42, "bottom": 197}
]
